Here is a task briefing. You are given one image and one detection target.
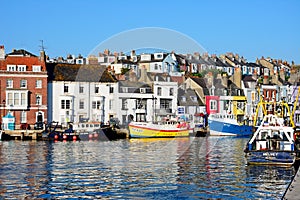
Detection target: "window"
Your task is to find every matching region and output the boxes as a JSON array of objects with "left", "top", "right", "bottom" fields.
[
  {"left": 109, "top": 99, "right": 113, "bottom": 110},
  {"left": 6, "top": 79, "right": 13, "bottom": 88},
  {"left": 18, "top": 65, "right": 26, "bottom": 72},
  {"left": 64, "top": 84, "right": 69, "bottom": 93},
  {"left": 154, "top": 64, "right": 158, "bottom": 70},
  {"left": 14, "top": 93, "right": 19, "bottom": 105},
  {"left": 21, "top": 111, "right": 27, "bottom": 123},
  {"left": 61, "top": 100, "right": 71, "bottom": 109},
  {"left": 140, "top": 88, "right": 146, "bottom": 93},
  {"left": 21, "top": 93, "right": 26, "bottom": 105},
  {"left": 20, "top": 80, "right": 27, "bottom": 88},
  {"left": 7, "top": 65, "right": 16, "bottom": 71},
  {"left": 122, "top": 99, "right": 128, "bottom": 110},
  {"left": 79, "top": 100, "right": 84, "bottom": 109},
  {"left": 169, "top": 88, "right": 174, "bottom": 96},
  {"left": 36, "top": 80, "right": 42, "bottom": 88},
  {"left": 92, "top": 100, "right": 101, "bottom": 109},
  {"left": 157, "top": 87, "right": 162, "bottom": 96},
  {"left": 191, "top": 96, "right": 197, "bottom": 102},
  {"left": 6, "top": 91, "right": 28, "bottom": 107},
  {"left": 210, "top": 100, "right": 217, "bottom": 110},
  {"left": 160, "top": 99, "right": 171, "bottom": 109},
  {"left": 95, "top": 86, "right": 99, "bottom": 94},
  {"left": 109, "top": 87, "right": 114, "bottom": 93},
  {"left": 79, "top": 85, "right": 84, "bottom": 93},
  {"left": 32, "top": 65, "right": 41, "bottom": 72},
  {"left": 136, "top": 113, "right": 146, "bottom": 122}
]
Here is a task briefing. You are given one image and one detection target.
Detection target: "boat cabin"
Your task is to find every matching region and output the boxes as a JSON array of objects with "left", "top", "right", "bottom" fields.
[{"left": 247, "top": 115, "right": 294, "bottom": 151}]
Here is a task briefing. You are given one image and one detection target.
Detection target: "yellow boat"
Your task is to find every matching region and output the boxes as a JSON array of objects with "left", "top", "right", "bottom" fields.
[{"left": 128, "top": 120, "right": 189, "bottom": 138}]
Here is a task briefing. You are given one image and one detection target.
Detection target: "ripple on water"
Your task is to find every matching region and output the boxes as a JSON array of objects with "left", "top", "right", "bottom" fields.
[{"left": 0, "top": 138, "right": 295, "bottom": 199}]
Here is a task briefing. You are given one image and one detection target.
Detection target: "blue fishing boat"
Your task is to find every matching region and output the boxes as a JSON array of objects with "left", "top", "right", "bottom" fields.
[
  {"left": 244, "top": 114, "right": 296, "bottom": 166},
  {"left": 207, "top": 95, "right": 253, "bottom": 136}
]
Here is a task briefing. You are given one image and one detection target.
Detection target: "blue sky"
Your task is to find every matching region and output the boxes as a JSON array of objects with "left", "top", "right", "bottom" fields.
[{"left": 1, "top": 0, "right": 300, "bottom": 63}]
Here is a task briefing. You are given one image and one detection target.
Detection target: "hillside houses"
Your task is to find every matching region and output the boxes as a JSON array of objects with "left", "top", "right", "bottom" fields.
[{"left": 0, "top": 44, "right": 299, "bottom": 130}]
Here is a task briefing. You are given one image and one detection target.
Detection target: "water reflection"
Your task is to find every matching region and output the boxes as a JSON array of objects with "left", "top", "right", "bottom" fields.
[{"left": 0, "top": 137, "right": 295, "bottom": 199}]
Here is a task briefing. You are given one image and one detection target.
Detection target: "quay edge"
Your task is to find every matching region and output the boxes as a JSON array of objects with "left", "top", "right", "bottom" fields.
[{"left": 0, "top": 130, "right": 43, "bottom": 140}]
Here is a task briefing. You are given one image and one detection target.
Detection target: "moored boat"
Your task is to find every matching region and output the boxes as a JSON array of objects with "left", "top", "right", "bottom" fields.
[
  {"left": 71, "top": 121, "right": 125, "bottom": 140},
  {"left": 128, "top": 118, "right": 189, "bottom": 138},
  {"left": 244, "top": 114, "right": 297, "bottom": 166},
  {"left": 207, "top": 95, "right": 253, "bottom": 137},
  {"left": 208, "top": 113, "right": 253, "bottom": 136}
]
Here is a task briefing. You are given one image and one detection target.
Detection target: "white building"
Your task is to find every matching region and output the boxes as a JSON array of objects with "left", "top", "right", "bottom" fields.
[{"left": 48, "top": 64, "right": 118, "bottom": 127}]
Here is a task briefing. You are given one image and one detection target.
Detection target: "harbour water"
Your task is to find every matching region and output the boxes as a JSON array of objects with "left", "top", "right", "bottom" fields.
[{"left": 0, "top": 137, "right": 295, "bottom": 199}]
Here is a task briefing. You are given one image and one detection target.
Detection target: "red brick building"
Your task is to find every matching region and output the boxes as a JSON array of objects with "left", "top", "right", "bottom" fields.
[{"left": 0, "top": 46, "right": 48, "bottom": 129}]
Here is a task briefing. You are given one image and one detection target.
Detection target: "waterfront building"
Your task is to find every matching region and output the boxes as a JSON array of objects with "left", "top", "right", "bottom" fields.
[
  {"left": 242, "top": 75, "right": 258, "bottom": 119},
  {"left": 177, "top": 86, "right": 205, "bottom": 122},
  {"left": 116, "top": 80, "right": 153, "bottom": 125},
  {"left": 0, "top": 46, "right": 48, "bottom": 129},
  {"left": 114, "top": 70, "right": 179, "bottom": 126},
  {"left": 47, "top": 64, "right": 117, "bottom": 127}
]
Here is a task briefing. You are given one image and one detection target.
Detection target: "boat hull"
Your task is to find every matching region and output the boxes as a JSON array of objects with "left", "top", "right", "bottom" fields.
[
  {"left": 129, "top": 123, "right": 189, "bottom": 138},
  {"left": 245, "top": 151, "right": 296, "bottom": 166},
  {"left": 208, "top": 119, "right": 253, "bottom": 136},
  {"left": 78, "top": 127, "right": 126, "bottom": 141}
]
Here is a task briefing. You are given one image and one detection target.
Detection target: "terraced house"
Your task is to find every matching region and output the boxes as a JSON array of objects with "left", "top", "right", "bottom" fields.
[
  {"left": 47, "top": 63, "right": 118, "bottom": 127},
  {"left": 0, "top": 46, "right": 48, "bottom": 130}
]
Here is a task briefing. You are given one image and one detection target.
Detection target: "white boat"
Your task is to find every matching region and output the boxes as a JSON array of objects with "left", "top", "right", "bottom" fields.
[{"left": 244, "top": 114, "right": 297, "bottom": 166}]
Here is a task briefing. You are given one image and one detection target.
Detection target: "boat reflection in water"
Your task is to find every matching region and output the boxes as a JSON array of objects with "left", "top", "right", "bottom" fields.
[{"left": 0, "top": 137, "right": 295, "bottom": 199}]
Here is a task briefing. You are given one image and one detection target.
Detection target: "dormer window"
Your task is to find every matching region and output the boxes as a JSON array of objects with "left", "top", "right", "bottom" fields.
[
  {"left": 140, "top": 88, "right": 146, "bottom": 93},
  {"left": 17, "top": 65, "right": 26, "bottom": 72},
  {"left": 191, "top": 96, "right": 197, "bottom": 102},
  {"left": 7, "top": 65, "right": 16, "bottom": 71},
  {"left": 32, "top": 65, "right": 41, "bottom": 72},
  {"left": 181, "top": 96, "right": 186, "bottom": 102}
]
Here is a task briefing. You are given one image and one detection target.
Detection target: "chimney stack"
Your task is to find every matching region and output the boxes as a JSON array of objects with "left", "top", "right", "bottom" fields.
[
  {"left": 40, "top": 50, "right": 46, "bottom": 62},
  {"left": 0, "top": 45, "right": 5, "bottom": 60}
]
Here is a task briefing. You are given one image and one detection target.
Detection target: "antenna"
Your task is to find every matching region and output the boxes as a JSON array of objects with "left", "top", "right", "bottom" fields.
[{"left": 39, "top": 40, "right": 46, "bottom": 51}]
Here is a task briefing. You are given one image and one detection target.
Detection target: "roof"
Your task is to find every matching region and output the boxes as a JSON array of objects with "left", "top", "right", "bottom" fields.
[
  {"left": 171, "top": 76, "right": 185, "bottom": 84},
  {"left": 49, "top": 64, "right": 117, "bottom": 82},
  {"left": 119, "top": 80, "right": 151, "bottom": 88},
  {"left": 178, "top": 88, "right": 204, "bottom": 106},
  {"left": 7, "top": 49, "right": 37, "bottom": 57}
]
